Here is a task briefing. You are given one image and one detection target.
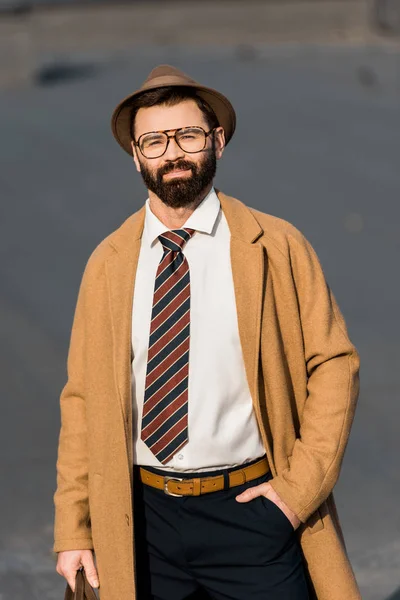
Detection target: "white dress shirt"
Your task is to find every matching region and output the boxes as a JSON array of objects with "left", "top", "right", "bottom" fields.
[{"left": 131, "top": 187, "right": 265, "bottom": 472}]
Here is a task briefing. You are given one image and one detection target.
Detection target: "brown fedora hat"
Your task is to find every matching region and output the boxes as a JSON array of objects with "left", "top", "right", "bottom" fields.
[{"left": 111, "top": 64, "right": 236, "bottom": 156}]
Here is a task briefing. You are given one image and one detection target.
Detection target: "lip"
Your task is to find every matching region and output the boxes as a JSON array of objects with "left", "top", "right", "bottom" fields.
[{"left": 164, "top": 168, "right": 191, "bottom": 178}]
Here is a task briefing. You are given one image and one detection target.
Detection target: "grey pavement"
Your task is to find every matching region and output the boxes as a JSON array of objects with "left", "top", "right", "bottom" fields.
[
  {"left": 1, "top": 44, "right": 400, "bottom": 599},
  {"left": 0, "top": 1, "right": 386, "bottom": 88}
]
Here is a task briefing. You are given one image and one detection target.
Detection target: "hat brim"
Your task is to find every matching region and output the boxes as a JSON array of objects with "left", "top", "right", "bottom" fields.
[{"left": 111, "top": 80, "right": 236, "bottom": 156}]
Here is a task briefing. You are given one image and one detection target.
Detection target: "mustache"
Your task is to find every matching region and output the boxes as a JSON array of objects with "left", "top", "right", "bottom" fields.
[{"left": 158, "top": 160, "right": 195, "bottom": 177}]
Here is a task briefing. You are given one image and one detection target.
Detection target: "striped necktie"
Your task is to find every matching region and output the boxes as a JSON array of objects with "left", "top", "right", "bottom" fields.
[{"left": 140, "top": 227, "right": 196, "bottom": 464}]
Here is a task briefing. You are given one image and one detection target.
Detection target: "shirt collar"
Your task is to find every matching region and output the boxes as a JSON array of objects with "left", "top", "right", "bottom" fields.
[{"left": 144, "top": 186, "right": 220, "bottom": 247}]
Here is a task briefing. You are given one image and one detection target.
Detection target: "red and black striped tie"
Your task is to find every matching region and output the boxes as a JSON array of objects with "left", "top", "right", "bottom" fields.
[{"left": 141, "top": 227, "right": 195, "bottom": 464}]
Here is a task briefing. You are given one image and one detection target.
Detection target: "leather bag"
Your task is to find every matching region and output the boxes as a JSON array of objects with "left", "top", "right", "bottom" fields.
[{"left": 64, "top": 568, "right": 98, "bottom": 600}]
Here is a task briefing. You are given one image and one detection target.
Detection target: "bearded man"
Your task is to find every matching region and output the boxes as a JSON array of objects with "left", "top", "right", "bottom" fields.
[{"left": 53, "top": 65, "right": 361, "bottom": 600}]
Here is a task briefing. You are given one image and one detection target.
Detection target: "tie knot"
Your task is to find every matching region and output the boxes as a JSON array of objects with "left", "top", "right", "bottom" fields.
[{"left": 158, "top": 228, "right": 195, "bottom": 252}]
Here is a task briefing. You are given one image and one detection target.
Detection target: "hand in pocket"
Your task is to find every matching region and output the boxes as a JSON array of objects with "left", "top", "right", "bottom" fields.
[{"left": 235, "top": 479, "right": 301, "bottom": 531}]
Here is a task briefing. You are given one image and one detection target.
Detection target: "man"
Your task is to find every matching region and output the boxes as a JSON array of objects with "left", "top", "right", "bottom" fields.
[{"left": 54, "top": 65, "right": 361, "bottom": 599}]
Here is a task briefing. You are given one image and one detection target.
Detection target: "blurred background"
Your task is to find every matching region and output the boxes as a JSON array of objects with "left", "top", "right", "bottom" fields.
[{"left": 1, "top": 1, "right": 400, "bottom": 599}]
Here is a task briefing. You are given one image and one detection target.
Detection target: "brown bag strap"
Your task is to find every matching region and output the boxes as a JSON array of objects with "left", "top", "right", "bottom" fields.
[{"left": 64, "top": 568, "right": 98, "bottom": 600}]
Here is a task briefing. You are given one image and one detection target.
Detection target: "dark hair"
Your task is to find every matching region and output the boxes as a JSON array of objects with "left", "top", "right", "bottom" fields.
[{"left": 129, "top": 86, "right": 219, "bottom": 139}]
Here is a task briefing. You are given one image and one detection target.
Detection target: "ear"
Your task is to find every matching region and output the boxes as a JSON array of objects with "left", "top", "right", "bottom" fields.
[
  {"left": 214, "top": 127, "right": 226, "bottom": 160},
  {"left": 131, "top": 140, "right": 141, "bottom": 172}
]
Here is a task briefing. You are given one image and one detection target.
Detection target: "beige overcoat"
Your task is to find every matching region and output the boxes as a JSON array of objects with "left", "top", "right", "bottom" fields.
[{"left": 53, "top": 190, "right": 361, "bottom": 599}]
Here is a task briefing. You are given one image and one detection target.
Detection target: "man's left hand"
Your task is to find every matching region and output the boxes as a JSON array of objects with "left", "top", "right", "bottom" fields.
[{"left": 235, "top": 481, "right": 301, "bottom": 531}]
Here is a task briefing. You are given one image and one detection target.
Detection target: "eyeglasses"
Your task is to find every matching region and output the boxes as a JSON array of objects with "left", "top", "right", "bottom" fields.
[{"left": 133, "top": 126, "right": 216, "bottom": 159}]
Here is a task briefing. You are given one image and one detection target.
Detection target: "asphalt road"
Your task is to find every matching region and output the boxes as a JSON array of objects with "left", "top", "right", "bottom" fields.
[{"left": 0, "top": 44, "right": 399, "bottom": 600}]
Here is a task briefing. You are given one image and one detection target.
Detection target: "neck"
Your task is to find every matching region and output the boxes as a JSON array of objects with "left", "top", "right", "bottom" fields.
[{"left": 148, "top": 183, "right": 213, "bottom": 229}]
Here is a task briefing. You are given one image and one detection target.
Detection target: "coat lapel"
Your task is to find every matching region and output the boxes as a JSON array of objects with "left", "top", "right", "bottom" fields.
[
  {"left": 105, "top": 207, "right": 145, "bottom": 423},
  {"left": 217, "top": 191, "right": 276, "bottom": 471},
  {"left": 217, "top": 191, "right": 265, "bottom": 415}
]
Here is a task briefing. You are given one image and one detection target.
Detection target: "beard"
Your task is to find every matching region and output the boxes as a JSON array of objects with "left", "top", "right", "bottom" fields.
[{"left": 138, "top": 141, "right": 217, "bottom": 209}]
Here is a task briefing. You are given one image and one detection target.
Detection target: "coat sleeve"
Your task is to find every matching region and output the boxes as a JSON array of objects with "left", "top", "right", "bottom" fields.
[
  {"left": 268, "top": 231, "right": 360, "bottom": 523},
  {"left": 53, "top": 259, "right": 94, "bottom": 552}
]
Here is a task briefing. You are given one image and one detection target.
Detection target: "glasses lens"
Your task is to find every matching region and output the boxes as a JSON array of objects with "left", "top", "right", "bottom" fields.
[
  {"left": 176, "top": 128, "right": 206, "bottom": 153},
  {"left": 140, "top": 132, "right": 168, "bottom": 158}
]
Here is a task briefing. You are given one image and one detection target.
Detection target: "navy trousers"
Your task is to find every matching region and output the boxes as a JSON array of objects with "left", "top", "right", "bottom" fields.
[{"left": 133, "top": 456, "right": 310, "bottom": 600}]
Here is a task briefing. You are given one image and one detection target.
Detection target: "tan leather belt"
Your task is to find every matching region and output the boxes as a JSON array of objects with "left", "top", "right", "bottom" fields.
[{"left": 139, "top": 456, "right": 269, "bottom": 497}]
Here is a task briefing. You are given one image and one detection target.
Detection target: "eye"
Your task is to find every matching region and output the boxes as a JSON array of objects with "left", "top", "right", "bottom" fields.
[
  {"left": 142, "top": 136, "right": 164, "bottom": 148},
  {"left": 179, "top": 128, "right": 203, "bottom": 139}
]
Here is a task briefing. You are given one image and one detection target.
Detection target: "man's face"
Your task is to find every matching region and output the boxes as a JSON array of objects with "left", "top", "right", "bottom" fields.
[{"left": 131, "top": 99, "right": 225, "bottom": 208}]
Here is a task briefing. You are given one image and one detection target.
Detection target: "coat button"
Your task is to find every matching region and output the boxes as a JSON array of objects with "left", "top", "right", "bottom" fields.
[{"left": 125, "top": 514, "right": 130, "bottom": 526}]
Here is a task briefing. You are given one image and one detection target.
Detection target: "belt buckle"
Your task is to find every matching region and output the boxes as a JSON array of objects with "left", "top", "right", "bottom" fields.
[{"left": 164, "top": 476, "right": 184, "bottom": 497}]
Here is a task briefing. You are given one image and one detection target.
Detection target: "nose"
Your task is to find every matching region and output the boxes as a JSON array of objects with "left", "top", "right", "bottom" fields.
[{"left": 163, "top": 136, "right": 185, "bottom": 161}]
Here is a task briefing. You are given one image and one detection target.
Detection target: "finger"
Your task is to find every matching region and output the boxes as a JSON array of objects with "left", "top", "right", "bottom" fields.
[
  {"left": 235, "top": 483, "right": 270, "bottom": 502},
  {"left": 81, "top": 553, "right": 100, "bottom": 588},
  {"left": 65, "top": 570, "right": 78, "bottom": 593}
]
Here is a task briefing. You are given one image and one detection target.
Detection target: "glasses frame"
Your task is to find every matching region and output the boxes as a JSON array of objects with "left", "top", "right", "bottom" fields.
[{"left": 133, "top": 126, "right": 216, "bottom": 159}]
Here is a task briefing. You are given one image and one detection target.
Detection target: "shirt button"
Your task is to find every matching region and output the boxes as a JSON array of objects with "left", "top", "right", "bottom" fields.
[{"left": 178, "top": 454, "right": 184, "bottom": 460}]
